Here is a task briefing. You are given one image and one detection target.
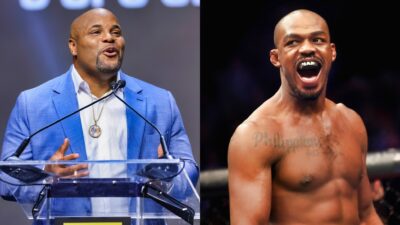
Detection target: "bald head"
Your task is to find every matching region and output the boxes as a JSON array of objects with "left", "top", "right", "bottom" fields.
[
  {"left": 68, "top": 7, "right": 125, "bottom": 82},
  {"left": 273, "top": 9, "right": 330, "bottom": 47},
  {"left": 70, "top": 8, "right": 119, "bottom": 40}
]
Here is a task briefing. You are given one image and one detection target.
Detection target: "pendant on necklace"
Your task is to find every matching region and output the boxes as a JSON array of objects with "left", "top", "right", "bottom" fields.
[{"left": 89, "top": 124, "right": 102, "bottom": 138}]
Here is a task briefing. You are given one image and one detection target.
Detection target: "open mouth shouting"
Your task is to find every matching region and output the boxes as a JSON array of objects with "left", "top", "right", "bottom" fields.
[
  {"left": 102, "top": 46, "right": 119, "bottom": 57},
  {"left": 296, "top": 59, "right": 322, "bottom": 87}
]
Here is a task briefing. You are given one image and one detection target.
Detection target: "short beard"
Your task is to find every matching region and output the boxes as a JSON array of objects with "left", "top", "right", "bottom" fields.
[
  {"left": 291, "top": 84, "right": 322, "bottom": 101},
  {"left": 96, "top": 55, "right": 123, "bottom": 74}
]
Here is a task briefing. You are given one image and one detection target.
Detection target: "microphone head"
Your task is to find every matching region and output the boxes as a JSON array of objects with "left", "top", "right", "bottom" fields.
[
  {"left": 118, "top": 80, "right": 126, "bottom": 88},
  {"left": 110, "top": 80, "right": 126, "bottom": 91}
]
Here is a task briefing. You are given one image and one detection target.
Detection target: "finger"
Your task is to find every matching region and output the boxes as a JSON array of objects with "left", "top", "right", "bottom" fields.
[
  {"left": 44, "top": 162, "right": 71, "bottom": 173},
  {"left": 70, "top": 163, "right": 88, "bottom": 173},
  {"left": 54, "top": 166, "right": 69, "bottom": 176},
  {"left": 157, "top": 144, "right": 164, "bottom": 158},
  {"left": 57, "top": 138, "right": 70, "bottom": 156},
  {"left": 68, "top": 163, "right": 88, "bottom": 171},
  {"left": 58, "top": 164, "right": 88, "bottom": 177},
  {"left": 62, "top": 153, "right": 80, "bottom": 161},
  {"left": 63, "top": 170, "right": 90, "bottom": 179},
  {"left": 47, "top": 162, "right": 87, "bottom": 176},
  {"left": 56, "top": 167, "right": 79, "bottom": 176}
]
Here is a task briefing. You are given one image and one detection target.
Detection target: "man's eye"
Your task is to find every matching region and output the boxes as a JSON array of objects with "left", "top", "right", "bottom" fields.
[
  {"left": 90, "top": 30, "right": 101, "bottom": 35},
  {"left": 313, "top": 38, "right": 325, "bottom": 43},
  {"left": 286, "top": 40, "right": 298, "bottom": 46},
  {"left": 112, "top": 30, "right": 122, "bottom": 36}
]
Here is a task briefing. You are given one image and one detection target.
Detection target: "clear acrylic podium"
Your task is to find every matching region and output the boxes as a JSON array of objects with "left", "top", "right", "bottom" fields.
[{"left": 0, "top": 159, "right": 199, "bottom": 225}]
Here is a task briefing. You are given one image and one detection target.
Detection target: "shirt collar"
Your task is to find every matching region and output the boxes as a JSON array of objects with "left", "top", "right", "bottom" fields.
[{"left": 71, "top": 65, "right": 121, "bottom": 95}]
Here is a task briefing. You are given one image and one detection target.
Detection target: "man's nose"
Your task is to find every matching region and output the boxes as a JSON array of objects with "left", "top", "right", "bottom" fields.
[
  {"left": 102, "top": 32, "right": 115, "bottom": 42},
  {"left": 299, "top": 40, "right": 316, "bottom": 56}
]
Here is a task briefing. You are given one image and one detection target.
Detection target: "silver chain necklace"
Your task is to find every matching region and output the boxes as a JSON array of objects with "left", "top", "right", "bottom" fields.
[{"left": 88, "top": 95, "right": 106, "bottom": 138}]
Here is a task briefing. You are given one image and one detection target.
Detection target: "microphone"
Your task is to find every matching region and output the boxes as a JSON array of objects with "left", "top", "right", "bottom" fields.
[
  {"left": 111, "top": 80, "right": 172, "bottom": 159},
  {"left": 112, "top": 80, "right": 194, "bottom": 224},
  {"left": 0, "top": 80, "right": 125, "bottom": 183},
  {"left": 111, "top": 80, "right": 181, "bottom": 180}
]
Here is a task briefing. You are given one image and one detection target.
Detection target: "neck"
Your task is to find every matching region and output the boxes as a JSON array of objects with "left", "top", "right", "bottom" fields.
[
  {"left": 88, "top": 78, "right": 115, "bottom": 97},
  {"left": 75, "top": 66, "right": 117, "bottom": 97},
  {"left": 274, "top": 86, "right": 327, "bottom": 115}
]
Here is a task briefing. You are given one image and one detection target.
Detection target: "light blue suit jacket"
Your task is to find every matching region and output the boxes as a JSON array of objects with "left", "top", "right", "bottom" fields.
[{"left": 0, "top": 68, "right": 199, "bottom": 216}]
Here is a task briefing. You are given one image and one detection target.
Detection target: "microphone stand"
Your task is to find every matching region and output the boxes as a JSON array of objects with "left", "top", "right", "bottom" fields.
[
  {"left": 0, "top": 85, "right": 121, "bottom": 183},
  {"left": 110, "top": 82, "right": 195, "bottom": 224},
  {"left": 1, "top": 80, "right": 196, "bottom": 224}
]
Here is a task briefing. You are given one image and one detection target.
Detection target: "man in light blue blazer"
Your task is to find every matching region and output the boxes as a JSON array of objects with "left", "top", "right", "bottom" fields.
[{"left": 0, "top": 7, "right": 198, "bottom": 224}]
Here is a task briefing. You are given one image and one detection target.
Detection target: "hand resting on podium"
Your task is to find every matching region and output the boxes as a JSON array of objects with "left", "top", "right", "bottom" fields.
[{"left": 44, "top": 138, "right": 88, "bottom": 178}]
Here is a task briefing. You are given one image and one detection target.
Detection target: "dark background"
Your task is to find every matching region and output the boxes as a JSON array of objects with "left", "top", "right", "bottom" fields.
[
  {"left": 202, "top": 0, "right": 400, "bottom": 169},
  {"left": 201, "top": 1, "right": 400, "bottom": 224},
  {"left": 0, "top": 1, "right": 199, "bottom": 224}
]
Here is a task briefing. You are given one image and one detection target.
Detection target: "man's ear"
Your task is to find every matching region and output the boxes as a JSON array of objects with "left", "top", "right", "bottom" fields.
[
  {"left": 270, "top": 49, "right": 281, "bottom": 68},
  {"left": 330, "top": 43, "right": 337, "bottom": 62},
  {"left": 68, "top": 38, "right": 77, "bottom": 56}
]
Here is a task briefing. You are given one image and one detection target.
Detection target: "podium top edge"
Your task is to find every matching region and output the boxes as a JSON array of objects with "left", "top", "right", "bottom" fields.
[{"left": 0, "top": 159, "right": 182, "bottom": 165}]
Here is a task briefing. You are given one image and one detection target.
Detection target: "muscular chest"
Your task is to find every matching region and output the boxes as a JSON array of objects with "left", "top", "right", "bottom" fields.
[{"left": 271, "top": 127, "right": 364, "bottom": 191}]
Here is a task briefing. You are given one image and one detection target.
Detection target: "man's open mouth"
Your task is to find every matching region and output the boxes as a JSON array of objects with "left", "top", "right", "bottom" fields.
[
  {"left": 102, "top": 47, "right": 118, "bottom": 57},
  {"left": 296, "top": 60, "right": 322, "bottom": 78}
]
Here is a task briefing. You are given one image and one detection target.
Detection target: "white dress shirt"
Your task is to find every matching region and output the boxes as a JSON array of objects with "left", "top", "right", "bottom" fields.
[{"left": 71, "top": 66, "right": 129, "bottom": 215}]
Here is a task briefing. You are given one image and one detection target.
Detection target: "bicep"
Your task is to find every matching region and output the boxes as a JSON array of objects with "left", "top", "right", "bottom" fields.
[
  {"left": 357, "top": 166, "right": 383, "bottom": 224},
  {"left": 357, "top": 125, "right": 375, "bottom": 221},
  {"left": 229, "top": 161, "right": 272, "bottom": 225},
  {"left": 357, "top": 164, "right": 374, "bottom": 219},
  {"left": 228, "top": 127, "right": 273, "bottom": 225}
]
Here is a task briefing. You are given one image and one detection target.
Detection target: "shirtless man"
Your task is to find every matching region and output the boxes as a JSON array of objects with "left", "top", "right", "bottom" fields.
[{"left": 228, "top": 9, "right": 383, "bottom": 225}]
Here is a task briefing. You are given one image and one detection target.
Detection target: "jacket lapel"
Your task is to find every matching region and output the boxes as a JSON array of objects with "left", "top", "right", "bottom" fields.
[
  {"left": 122, "top": 74, "right": 146, "bottom": 160},
  {"left": 52, "top": 71, "right": 87, "bottom": 160},
  {"left": 50, "top": 71, "right": 146, "bottom": 161}
]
